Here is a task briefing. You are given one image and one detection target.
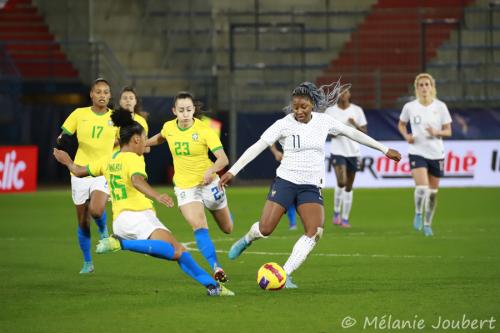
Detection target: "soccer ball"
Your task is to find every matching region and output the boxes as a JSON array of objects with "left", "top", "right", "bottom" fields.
[{"left": 257, "top": 262, "right": 287, "bottom": 290}]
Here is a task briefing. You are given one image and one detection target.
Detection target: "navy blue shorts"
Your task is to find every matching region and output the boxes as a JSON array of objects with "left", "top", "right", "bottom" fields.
[
  {"left": 331, "top": 154, "right": 360, "bottom": 172},
  {"left": 409, "top": 154, "right": 444, "bottom": 178},
  {"left": 267, "top": 177, "right": 324, "bottom": 209}
]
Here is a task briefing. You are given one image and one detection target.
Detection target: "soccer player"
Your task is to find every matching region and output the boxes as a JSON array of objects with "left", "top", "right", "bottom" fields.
[
  {"left": 325, "top": 88, "right": 367, "bottom": 228},
  {"left": 398, "top": 73, "right": 452, "bottom": 237},
  {"left": 118, "top": 86, "right": 150, "bottom": 153},
  {"left": 146, "top": 91, "right": 233, "bottom": 283},
  {"left": 56, "top": 78, "right": 117, "bottom": 274},
  {"left": 53, "top": 108, "right": 234, "bottom": 297},
  {"left": 220, "top": 81, "right": 401, "bottom": 288},
  {"left": 270, "top": 143, "right": 298, "bottom": 230}
]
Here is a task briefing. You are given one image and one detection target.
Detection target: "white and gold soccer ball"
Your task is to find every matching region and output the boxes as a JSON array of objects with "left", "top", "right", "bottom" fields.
[{"left": 257, "top": 262, "right": 287, "bottom": 290}]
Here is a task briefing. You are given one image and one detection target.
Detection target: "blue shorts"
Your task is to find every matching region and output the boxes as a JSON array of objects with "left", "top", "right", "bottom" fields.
[
  {"left": 331, "top": 154, "right": 360, "bottom": 172},
  {"left": 409, "top": 154, "right": 444, "bottom": 178},
  {"left": 267, "top": 177, "right": 323, "bottom": 209}
]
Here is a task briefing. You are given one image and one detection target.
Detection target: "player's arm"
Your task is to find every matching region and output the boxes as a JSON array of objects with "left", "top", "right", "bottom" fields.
[
  {"left": 219, "top": 139, "right": 269, "bottom": 187},
  {"left": 348, "top": 118, "right": 367, "bottom": 134},
  {"left": 131, "top": 174, "right": 174, "bottom": 207},
  {"left": 335, "top": 122, "right": 401, "bottom": 162},
  {"left": 202, "top": 149, "right": 229, "bottom": 185},
  {"left": 398, "top": 120, "right": 414, "bottom": 144},
  {"left": 426, "top": 123, "right": 452, "bottom": 138},
  {"left": 146, "top": 133, "right": 166, "bottom": 147},
  {"left": 53, "top": 148, "right": 89, "bottom": 177}
]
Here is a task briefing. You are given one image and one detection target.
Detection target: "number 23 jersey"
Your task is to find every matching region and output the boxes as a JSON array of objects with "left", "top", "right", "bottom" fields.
[
  {"left": 260, "top": 112, "right": 348, "bottom": 187},
  {"left": 88, "top": 151, "right": 153, "bottom": 220}
]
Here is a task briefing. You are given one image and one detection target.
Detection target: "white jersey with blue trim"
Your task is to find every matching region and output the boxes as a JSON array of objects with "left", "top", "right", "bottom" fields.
[
  {"left": 399, "top": 99, "right": 452, "bottom": 159},
  {"left": 260, "top": 112, "right": 346, "bottom": 187}
]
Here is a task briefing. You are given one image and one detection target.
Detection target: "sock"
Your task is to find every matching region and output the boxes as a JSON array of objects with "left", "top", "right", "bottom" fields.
[
  {"left": 120, "top": 239, "right": 175, "bottom": 260},
  {"left": 93, "top": 210, "right": 108, "bottom": 238},
  {"left": 287, "top": 205, "right": 297, "bottom": 227},
  {"left": 341, "top": 190, "right": 353, "bottom": 221},
  {"left": 244, "top": 221, "right": 266, "bottom": 243},
  {"left": 194, "top": 228, "right": 219, "bottom": 270},
  {"left": 424, "top": 189, "right": 438, "bottom": 226},
  {"left": 414, "top": 185, "right": 428, "bottom": 215},
  {"left": 283, "top": 235, "right": 317, "bottom": 276},
  {"left": 177, "top": 252, "right": 217, "bottom": 287},
  {"left": 77, "top": 225, "right": 92, "bottom": 262},
  {"left": 334, "top": 186, "right": 344, "bottom": 214}
]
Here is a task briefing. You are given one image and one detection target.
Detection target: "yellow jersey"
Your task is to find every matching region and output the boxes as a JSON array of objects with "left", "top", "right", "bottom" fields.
[
  {"left": 61, "top": 107, "right": 117, "bottom": 166},
  {"left": 160, "top": 118, "right": 223, "bottom": 189},
  {"left": 88, "top": 151, "right": 154, "bottom": 220}
]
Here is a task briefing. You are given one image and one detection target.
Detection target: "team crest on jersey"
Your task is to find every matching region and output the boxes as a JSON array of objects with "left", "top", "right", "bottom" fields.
[{"left": 192, "top": 133, "right": 199, "bottom": 141}]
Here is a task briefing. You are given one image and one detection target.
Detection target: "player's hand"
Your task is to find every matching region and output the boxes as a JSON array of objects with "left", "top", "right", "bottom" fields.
[
  {"left": 405, "top": 135, "right": 415, "bottom": 144},
  {"left": 53, "top": 148, "right": 72, "bottom": 166},
  {"left": 202, "top": 170, "right": 215, "bottom": 185},
  {"left": 348, "top": 118, "right": 357, "bottom": 127},
  {"left": 218, "top": 172, "right": 234, "bottom": 190},
  {"left": 425, "top": 126, "right": 438, "bottom": 137},
  {"left": 386, "top": 148, "right": 401, "bottom": 162},
  {"left": 272, "top": 151, "right": 283, "bottom": 161},
  {"left": 156, "top": 193, "right": 174, "bottom": 208}
]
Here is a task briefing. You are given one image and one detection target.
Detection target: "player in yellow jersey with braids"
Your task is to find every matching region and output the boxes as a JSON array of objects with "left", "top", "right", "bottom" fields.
[
  {"left": 53, "top": 108, "right": 234, "bottom": 297},
  {"left": 147, "top": 92, "right": 233, "bottom": 283},
  {"left": 56, "top": 78, "right": 117, "bottom": 274}
]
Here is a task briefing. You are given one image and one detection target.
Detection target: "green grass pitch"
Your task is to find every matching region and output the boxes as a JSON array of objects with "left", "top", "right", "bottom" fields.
[{"left": 1, "top": 187, "right": 499, "bottom": 332}]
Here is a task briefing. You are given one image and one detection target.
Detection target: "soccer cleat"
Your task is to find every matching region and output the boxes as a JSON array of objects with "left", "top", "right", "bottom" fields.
[
  {"left": 96, "top": 236, "right": 121, "bottom": 254},
  {"left": 423, "top": 225, "right": 433, "bottom": 237},
  {"left": 333, "top": 212, "right": 342, "bottom": 225},
  {"left": 285, "top": 275, "right": 298, "bottom": 289},
  {"left": 79, "top": 261, "right": 94, "bottom": 274},
  {"left": 228, "top": 237, "right": 251, "bottom": 260},
  {"left": 213, "top": 267, "right": 228, "bottom": 283},
  {"left": 340, "top": 219, "right": 351, "bottom": 228},
  {"left": 207, "top": 284, "right": 235, "bottom": 296},
  {"left": 413, "top": 213, "right": 423, "bottom": 231}
]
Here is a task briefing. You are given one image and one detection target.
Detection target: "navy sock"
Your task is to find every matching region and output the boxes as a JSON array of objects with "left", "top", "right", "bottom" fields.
[
  {"left": 177, "top": 252, "right": 217, "bottom": 287},
  {"left": 77, "top": 226, "right": 91, "bottom": 262},
  {"left": 120, "top": 239, "right": 175, "bottom": 260},
  {"left": 93, "top": 210, "right": 108, "bottom": 237},
  {"left": 194, "top": 228, "right": 219, "bottom": 270},
  {"left": 287, "top": 205, "right": 297, "bottom": 227}
]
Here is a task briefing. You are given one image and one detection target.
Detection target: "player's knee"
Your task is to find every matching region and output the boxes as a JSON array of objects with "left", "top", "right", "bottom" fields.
[
  {"left": 172, "top": 244, "right": 186, "bottom": 260},
  {"left": 337, "top": 180, "right": 347, "bottom": 188},
  {"left": 89, "top": 206, "right": 105, "bottom": 219},
  {"left": 221, "top": 223, "right": 233, "bottom": 234}
]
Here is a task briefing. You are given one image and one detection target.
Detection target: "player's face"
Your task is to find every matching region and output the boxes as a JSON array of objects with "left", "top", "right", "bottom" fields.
[
  {"left": 90, "top": 82, "right": 111, "bottom": 108},
  {"left": 292, "top": 96, "right": 313, "bottom": 123},
  {"left": 173, "top": 98, "right": 195, "bottom": 126},
  {"left": 416, "top": 78, "right": 432, "bottom": 99},
  {"left": 134, "top": 131, "right": 147, "bottom": 156},
  {"left": 339, "top": 89, "right": 351, "bottom": 103},
  {"left": 120, "top": 91, "right": 137, "bottom": 112}
]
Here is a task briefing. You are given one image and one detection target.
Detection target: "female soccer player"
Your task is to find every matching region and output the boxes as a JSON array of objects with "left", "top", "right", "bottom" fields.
[
  {"left": 325, "top": 88, "right": 367, "bottom": 228},
  {"left": 118, "top": 86, "right": 150, "bottom": 153},
  {"left": 53, "top": 109, "right": 234, "bottom": 297},
  {"left": 146, "top": 91, "right": 233, "bottom": 282},
  {"left": 219, "top": 81, "right": 401, "bottom": 288},
  {"left": 398, "top": 73, "right": 452, "bottom": 237},
  {"left": 57, "top": 78, "right": 117, "bottom": 274}
]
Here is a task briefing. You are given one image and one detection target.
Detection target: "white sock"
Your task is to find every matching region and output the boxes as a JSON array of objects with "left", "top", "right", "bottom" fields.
[
  {"left": 341, "top": 190, "right": 353, "bottom": 220},
  {"left": 424, "top": 189, "right": 438, "bottom": 226},
  {"left": 414, "top": 185, "right": 428, "bottom": 215},
  {"left": 244, "top": 221, "right": 266, "bottom": 243},
  {"left": 334, "top": 186, "right": 345, "bottom": 214},
  {"left": 283, "top": 235, "right": 317, "bottom": 276}
]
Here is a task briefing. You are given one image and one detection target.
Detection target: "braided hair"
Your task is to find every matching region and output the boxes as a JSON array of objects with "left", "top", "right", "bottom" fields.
[
  {"left": 285, "top": 79, "right": 351, "bottom": 113},
  {"left": 111, "top": 107, "right": 145, "bottom": 146}
]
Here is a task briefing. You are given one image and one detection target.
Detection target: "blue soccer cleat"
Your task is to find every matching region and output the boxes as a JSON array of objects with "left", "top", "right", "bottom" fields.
[
  {"left": 79, "top": 261, "right": 94, "bottom": 274},
  {"left": 228, "top": 237, "right": 251, "bottom": 260},
  {"left": 423, "top": 225, "right": 433, "bottom": 237},
  {"left": 285, "top": 275, "right": 298, "bottom": 289},
  {"left": 413, "top": 213, "right": 423, "bottom": 231}
]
